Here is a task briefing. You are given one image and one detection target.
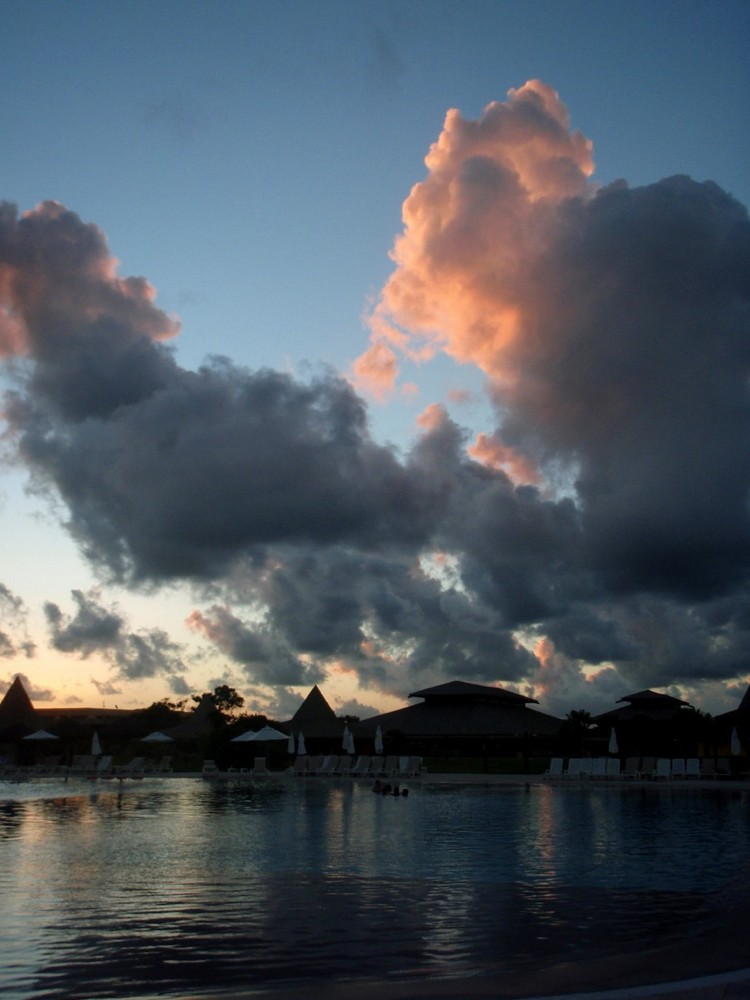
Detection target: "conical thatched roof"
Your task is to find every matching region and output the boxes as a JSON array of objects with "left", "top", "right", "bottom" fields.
[
  {"left": 0, "top": 675, "right": 38, "bottom": 725},
  {"left": 285, "top": 685, "right": 342, "bottom": 738}
]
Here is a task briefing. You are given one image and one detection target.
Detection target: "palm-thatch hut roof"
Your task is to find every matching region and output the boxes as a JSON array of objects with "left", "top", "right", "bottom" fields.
[
  {"left": 594, "top": 689, "right": 693, "bottom": 724},
  {"left": 358, "top": 680, "right": 561, "bottom": 739}
]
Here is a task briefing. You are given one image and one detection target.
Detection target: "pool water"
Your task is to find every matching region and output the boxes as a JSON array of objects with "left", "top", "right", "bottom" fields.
[{"left": 0, "top": 777, "right": 748, "bottom": 998}]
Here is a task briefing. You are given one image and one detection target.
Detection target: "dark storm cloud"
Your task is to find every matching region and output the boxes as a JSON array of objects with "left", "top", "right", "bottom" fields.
[
  {"left": 0, "top": 202, "right": 437, "bottom": 582},
  {"left": 1, "top": 76, "right": 750, "bottom": 715},
  {"left": 45, "top": 590, "right": 185, "bottom": 681},
  {"left": 502, "top": 176, "right": 750, "bottom": 600},
  {"left": 186, "top": 605, "right": 325, "bottom": 688}
]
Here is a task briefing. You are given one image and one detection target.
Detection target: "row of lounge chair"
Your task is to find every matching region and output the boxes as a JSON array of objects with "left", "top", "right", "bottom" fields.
[
  {"left": 0, "top": 754, "right": 173, "bottom": 780},
  {"left": 203, "top": 754, "right": 423, "bottom": 780},
  {"left": 544, "top": 756, "right": 736, "bottom": 780},
  {"left": 293, "top": 754, "right": 423, "bottom": 778}
]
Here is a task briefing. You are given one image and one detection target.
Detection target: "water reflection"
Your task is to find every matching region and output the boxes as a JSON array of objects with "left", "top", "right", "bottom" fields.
[{"left": 0, "top": 779, "right": 748, "bottom": 998}]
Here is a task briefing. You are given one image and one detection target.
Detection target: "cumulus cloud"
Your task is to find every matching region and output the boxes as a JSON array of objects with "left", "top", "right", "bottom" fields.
[
  {"left": 356, "top": 80, "right": 595, "bottom": 394},
  {"left": 45, "top": 590, "right": 186, "bottom": 681},
  {"left": 0, "top": 583, "right": 35, "bottom": 659},
  {"left": 186, "top": 606, "right": 324, "bottom": 688},
  {"left": 1, "top": 80, "right": 749, "bottom": 713}
]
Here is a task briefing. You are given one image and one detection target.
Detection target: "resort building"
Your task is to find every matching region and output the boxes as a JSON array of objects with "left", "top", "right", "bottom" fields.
[
  {"left": 593, "top": 689, "right": 705, "bottom": 759},
  {"left": 357, "top": 680, "right": 562, "bottom": 760}
]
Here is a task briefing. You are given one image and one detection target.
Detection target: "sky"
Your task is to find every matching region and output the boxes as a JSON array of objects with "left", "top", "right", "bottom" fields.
[{"left": 0, "top": 0, "right": 749, "bottom": 722}]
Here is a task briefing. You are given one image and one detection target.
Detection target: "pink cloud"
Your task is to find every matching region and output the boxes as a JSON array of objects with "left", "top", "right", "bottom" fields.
[
  {"left": 354, "top": 80, "right": 595, "bottom": 425},
  {"left": 468, "top": 431, "right": 541, "bottom": 485}
]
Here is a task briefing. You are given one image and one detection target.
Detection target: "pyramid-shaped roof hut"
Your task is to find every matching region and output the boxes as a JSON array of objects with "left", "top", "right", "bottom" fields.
[
  {"left": 0, "top": 675, "right": 38, "bottom": 726},
  {"left": 285, "top": 685, "right": 343, "bottom": 739},
  {"left": 0, "top": 675, "right": 39, "bottom": 741}
]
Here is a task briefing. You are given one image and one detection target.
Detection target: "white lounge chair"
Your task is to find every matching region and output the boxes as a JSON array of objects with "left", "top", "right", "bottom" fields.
[
  {"left": 622, "top": 757, "right": 640, "bottom": 779},
  {"left": 578, "top": 758, "right": 594, "bottom": 778},
  {"left": 95, "top": 755, "right": 113, "bottom": 778},
  {"left": 381, "top": 755, "right": 399, "bottom": 776},
  {"left": 317, "top": 755, "right": 339, "bottom": 776},
  {"left": 405, "top": 756, "right": 422, "bottom": 776},
  {"left": 292, "top": 756, "right": 308, "bottom": 776},
  {"left": 351, "top": 755, "right": 370, "bottom": 776},
  {"left": 685, "top": 758, "right": 700, "bottom": 779},
  {"left": 565, "top": 758, "right": 582, "bottom": 778},
  {"left": 640, "top": 756, "right": 657, "bottom": 779},
  {"left": 715, "top": 758, "right": 731, "bottom": 778},
  {"left": 606, "top": 758, "right": 621, "bottom": 778},
  {"left": 700, "top": 757, "right": 717, "bottom": 778},
  {"left": 591, "top": 758, "right": 607, "bottom": 779},
  {"left": 544, "top": 757, "right": 564, "bottom": 778},
  {"left": 671, "top": 758, "right": 686, "bottom": 779},
  {"left": 654, "top": 758, "right": 671, "bottom": 779},
  {"left": 114, "top": 756, "right": 145, "bottom": 779}
]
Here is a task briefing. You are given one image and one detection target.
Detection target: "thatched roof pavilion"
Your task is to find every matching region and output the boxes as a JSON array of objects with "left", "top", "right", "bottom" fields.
[
  {"left": 594, "top": 689, "right": 693, "bottom": 725},
  {"left": 358, "top": 680, "right": 562, "bottom": 741}
]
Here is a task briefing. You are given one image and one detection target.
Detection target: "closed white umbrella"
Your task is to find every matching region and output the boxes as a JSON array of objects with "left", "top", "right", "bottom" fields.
[
  {"left": 91, "top": 732, "right": 103, "bottom": 756},
  {"left": 288, "top": 732, "right": 296, "bottom": 754},
  {"left": 342, "top": 724, "right": 356, "bottom": 754},
  {"left": 297, "top": 732, "right": 307, "bottom": 756},
  {"left": 731, "top": 727, "right": 741, "bottom": 756},
  {"left": 374, "top": 725, "right": 383, "bottom": 755},
  {"left": 608, "top": 728, "right": 618, "bottom": 754}
]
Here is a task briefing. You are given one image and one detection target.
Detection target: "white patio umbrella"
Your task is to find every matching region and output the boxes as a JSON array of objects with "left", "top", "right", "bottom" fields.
[
  {"left": 22, "top": 729, "right": 59, "bottom": 741},
  {"left": 250, "top": 725, "right": 289, "bottom": 742},
  {"left": 374, "top": 725, "right": 383, "bottom": 755},
  {"left": 233, "top": 725, "right": 289, "bottom": 765},
  {"left": 287, "top": 732, "right": 296, "bottom": 754},
  {"left": 91, "top": 732, "right": 103, "bottom": 756},
  {"left": 731, "top": 727, "right": 741, "bottom": 756},
  {"left": 297, "top": 732, "right": 307, "bottom": 756},
  {"left": 232, "top": 725, "right": 289, "bottom": 744},
  {"left": 346, "top": 727, "right": 355, "bottom": 755},
  {"left": 608, "top": 728, "right": 618, "bottom": 754},
  {"left": 232, "top": 729, "right": 259, "bottom": 742},
  {"left": 141, "top": 731, "right": 174, "bottom": 743}
]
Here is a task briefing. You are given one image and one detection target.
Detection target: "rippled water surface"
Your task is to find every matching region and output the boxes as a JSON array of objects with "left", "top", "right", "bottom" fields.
[{"left": 1, "top": 777, "right": 748, "bottom": 998}]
